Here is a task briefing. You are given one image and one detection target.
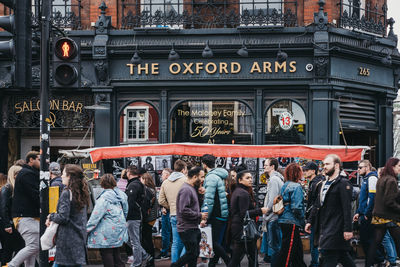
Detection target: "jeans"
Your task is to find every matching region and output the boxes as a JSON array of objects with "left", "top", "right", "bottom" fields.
[
  {"left": 161, "top": 211, "right": 171, "bottom": 255},
  {"left": 267, "top": 220, "right": 281, "bottom": 267},
  {"left": 260, "top": 232, "right": 268, "bottom": 255},
  {"left": 8, "top": 218, "right": 40, "bottom": 267},
  {"left": 127, "top": 220, "right": 148, "bottom": 267},
  {"left": 382, "top": 231, "right": 397, "bottom": 264},
  {"left": 53, "top": 264, "right": 81, "bottom": 267},
  {"left": 99, "top": 248, "right": 125, "bottom": 267},
  {"left": 320, "top": 250, "right": 355, "bottom": 267},
  {"left": 171, "top": 228, "right": 201, "bottom": 267},
  {"left": 170, "top": 216, "right": 185, "bottom": 263},
  {"left": 309, "top": 226, "right": 319, "bottom": 267},
  {"left": 208, "top": 219, "right": 230, "bottom": 266}
]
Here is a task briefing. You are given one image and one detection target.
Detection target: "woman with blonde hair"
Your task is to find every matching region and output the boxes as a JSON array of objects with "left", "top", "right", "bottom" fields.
[
  {"left": 46, "top": 164, "right": 90, "bottom": 267},
  {"left": 0, "top": 166, "right": 24, "bottom": 265}
]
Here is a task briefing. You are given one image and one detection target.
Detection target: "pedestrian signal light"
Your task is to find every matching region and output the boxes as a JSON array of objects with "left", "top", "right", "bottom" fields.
[
  {"left": 53, "top": 37, "right": 80, "bottom": 88},
  {"left": 54, "top": 38, "right": 77, "bottom": 60}
]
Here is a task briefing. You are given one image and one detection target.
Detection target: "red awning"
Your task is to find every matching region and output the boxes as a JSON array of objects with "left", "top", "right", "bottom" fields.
[{"left": 83, "top": 143, "right": 369, "bottom": 163}]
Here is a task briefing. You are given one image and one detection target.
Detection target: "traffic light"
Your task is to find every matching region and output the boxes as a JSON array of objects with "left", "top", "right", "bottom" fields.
[
  {"left": 0, "top": 0, "right": 32, "bottom": 89},
  {"left": 52, "top": 37, "right": 80, "bottom": 88}
]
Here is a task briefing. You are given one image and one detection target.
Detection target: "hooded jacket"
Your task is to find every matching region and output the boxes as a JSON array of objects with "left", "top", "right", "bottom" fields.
[
  {"left": 202, "top": 168, "right": 229, "bottom": 220},
  {"left": 263, "top": 170, "right": 284, "bottom": 223},
  {"left": 87, "top": 188, "right": 129, "bottom": 248},
  {"left": 356, "top": 171, "right": 378, "bottom": 218},
  {"left": 158, "top": 172, "right": 187, "bottom": 216}
]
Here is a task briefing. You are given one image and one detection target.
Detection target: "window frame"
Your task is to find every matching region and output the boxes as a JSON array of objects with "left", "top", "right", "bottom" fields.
[{"left": 124, "top": 106, "right": 150, "bottom": 143}]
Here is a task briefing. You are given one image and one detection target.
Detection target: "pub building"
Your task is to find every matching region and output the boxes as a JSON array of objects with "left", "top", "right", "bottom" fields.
[{"left": 0, "top": 0, "right": 399, "bottom": 173}]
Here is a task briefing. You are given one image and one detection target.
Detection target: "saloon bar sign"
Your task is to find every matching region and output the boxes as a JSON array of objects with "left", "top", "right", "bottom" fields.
[{"left": 2, "top": 95, "right": 93, "bottom": 129}]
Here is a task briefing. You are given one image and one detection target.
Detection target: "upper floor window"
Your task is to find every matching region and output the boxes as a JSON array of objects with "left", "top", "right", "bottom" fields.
[{"left": 342, "top": 0, "right": 366, "bottom": 19}]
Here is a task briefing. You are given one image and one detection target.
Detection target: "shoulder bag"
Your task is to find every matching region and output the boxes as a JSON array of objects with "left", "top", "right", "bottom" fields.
[{"left": 272, "top": 183, "right": 290, "bottom": 215}]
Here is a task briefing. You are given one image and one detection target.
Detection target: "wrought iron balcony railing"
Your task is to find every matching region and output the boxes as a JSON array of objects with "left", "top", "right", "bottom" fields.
[
  {"left": 121, "top": 0, "right": 297, "bottom": 29},
  {"left": 338, "top": 0, "right": 387, "bottom": 36},
  {"left": 32, "top": 0, "right": 82, "bottom": 30}
]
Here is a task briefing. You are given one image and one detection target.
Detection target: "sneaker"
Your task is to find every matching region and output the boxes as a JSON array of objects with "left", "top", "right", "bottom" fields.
[
  {"left": 161, "top": 254, "right": 170, "bottom": 260},
  {"left": 127, "top": 256, "right": 134, "bottom": 264},
  {"left": 142, "top": 254, "right": 153, "bottom": 266}
]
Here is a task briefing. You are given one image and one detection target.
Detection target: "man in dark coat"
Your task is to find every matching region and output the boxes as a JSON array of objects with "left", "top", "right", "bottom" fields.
[
  {"left": 49, "top": 162, "right": 65, "bottom": 193},
  {"left": 126, "top": 166, "right": 151, "bottom": 267},
  {"left": 8, "top": 151, "right": 40, "bottom": 267},
  {"left": 305, "top": 154, "right": 355, "bottom": 267}
]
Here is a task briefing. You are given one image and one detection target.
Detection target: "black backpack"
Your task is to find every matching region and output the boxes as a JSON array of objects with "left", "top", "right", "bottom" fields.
[{"left": 142, "top": 186, "right": 158, "bottom": 222}]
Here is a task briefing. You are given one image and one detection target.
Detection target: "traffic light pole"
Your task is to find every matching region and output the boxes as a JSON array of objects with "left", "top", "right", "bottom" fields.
[{"left": 39, "top": 0, "right": 51, "bottom": 267}]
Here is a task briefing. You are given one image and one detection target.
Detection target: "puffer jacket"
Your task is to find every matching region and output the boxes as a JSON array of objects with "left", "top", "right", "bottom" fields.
[
  {"left": 87, "top": 188, "right": 128, "bottom": 248},
  {"left": 202, "top": 168, "right": 229, "bottom": 220},
  {"left": 278, "top": 181, "right": 305, "bottom": 228}
]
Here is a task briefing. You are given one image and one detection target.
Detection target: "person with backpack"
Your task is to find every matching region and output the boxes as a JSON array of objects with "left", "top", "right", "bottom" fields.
[
  {"left": 353, "top": 160, "right": 386, "bottom": 266},
  {"left": 140, "top": 172, "right": 159, "bottom": 267},
  {"left": 126, "top": 166, "right": 152, "bottom": 267}
]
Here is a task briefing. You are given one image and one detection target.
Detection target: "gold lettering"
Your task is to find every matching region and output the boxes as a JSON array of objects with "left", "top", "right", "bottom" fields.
[
  {"left": 22, "top": 102, "right": 29, "bottom": 112},
  {"left": 169, "top": 63, "right": 181, "bottom": 74},
  {"left": 151, "top": 63, "right": 159, "bottom": 75},
  {"left": 289, "top": 61, "right": 296, "bottom": 72},
  {"left": 62, "top": 100, "right": 68, "bottom": 110},
  {"left": 126, "top": 63, "right": 135, "bottom": 75},
  {"left": 195, "top": 62, "right": 204, "bottom": 74},
  {"left": 51, "top": 100, "right": 59, "bottom": 110},
  {"left": 183, "top": 63, "right": 194, "bottom": 74},
  {"left": 231, "top": 62, "right": 241, "bottom": 74},
  {"left": 250, "top": 62, "right": 261, "bottom": 73},
  {"left": 15, "top": 103, "right": 22, "bottom": 114},
  {"left": 263, "top": 62, "right": 272, "bottom": 73},
  {"left": 76, "top": 103, "right": 83, "bottom": 113},
  {"left": 219, "top": 62, "right": 228, "bottom": 74},
  {"left": 275, "top": 61, "right": 287, "bottom": 72},
  {"left": 69, "top": 101, "right": 75, "bottom": 112},
  {"left": 205, "top": 62, "right": 217, "bottom": 74},
  {"left": 36, "top": 100, "right": 40, "bottom": 111},
  {"left": 137, "top": 64, "right": 149, "bottom": 75}
]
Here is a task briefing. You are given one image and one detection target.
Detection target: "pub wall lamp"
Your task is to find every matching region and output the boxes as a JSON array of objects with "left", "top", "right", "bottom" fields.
[
  {"left": 130, "top": 45, "right": 142, "bottom": 64},
  {"left": 168, "top": 43, "right": 180, "bottom": 61},
  {"left": 202, "top": 40, "right": 213, "bottom": 58},
  {"left": 237, "top": 41, "right": 248, "bottom": 57},
  {"left": 276, "top": 43, "right": 288, "bottom": 63}
]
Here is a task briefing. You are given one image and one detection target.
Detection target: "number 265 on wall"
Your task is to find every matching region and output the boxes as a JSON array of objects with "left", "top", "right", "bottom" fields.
[{"left": 358, "top": 67, "right": 370, "bottom": 76}]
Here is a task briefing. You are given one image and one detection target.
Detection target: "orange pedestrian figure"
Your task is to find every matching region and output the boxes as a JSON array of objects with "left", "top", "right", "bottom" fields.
[{"left": 62, "top": 41, "right": 70, "bottom": 57}]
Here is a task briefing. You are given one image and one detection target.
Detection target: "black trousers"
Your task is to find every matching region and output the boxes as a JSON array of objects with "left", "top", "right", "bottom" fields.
[
  {"left": 275, "top": 223, "right": 306, "bottom": 267},
  {"left": 141, "top": 222, "right": 155, "bottom": 266},
  {"left": 366, "top": 224, "right": 400, "bottom": 267},
  {"left": 320, "top": 250, "right": 355, "bottom": 267},
  {"left": 208, "top": 219, "right": 230, "bottom": 267},
  {"left": 358, "top": 217, "right": 385, "bottom": 264},
  {"left": 99, "top": 247, "right": 125, "bottom": 267},
  {"left": 227, "top": 240, "right": 258, "bottom": 267},
  {"left": 171, "top": 228, "right": 201, "bottom": 267},
  {"left": 0, "top": 227, "right": 25, "bottom": 265}
]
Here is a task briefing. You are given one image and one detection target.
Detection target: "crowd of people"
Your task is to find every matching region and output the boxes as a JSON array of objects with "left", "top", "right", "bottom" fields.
[{"left": 1, "top": 151, "right": 400, "bottom": 267}]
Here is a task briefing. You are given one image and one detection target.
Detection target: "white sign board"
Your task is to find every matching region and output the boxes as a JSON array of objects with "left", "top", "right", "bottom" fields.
[{"left": 279, "top": 111, "right": 294, "bottom": 130}]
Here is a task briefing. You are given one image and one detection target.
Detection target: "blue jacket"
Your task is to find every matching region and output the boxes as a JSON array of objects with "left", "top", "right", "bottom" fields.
[
  {"left": 278, "top": 181, "right": 305, "bottom": 228},
  {"left": 356, "top": 171, "right": 378, "bottom": 218},
  {"left": 202, "top": 168, "right": 229, "bottom": 220},
  {"left": 87, "top": 188, "right": 129, "bottom": 248}
]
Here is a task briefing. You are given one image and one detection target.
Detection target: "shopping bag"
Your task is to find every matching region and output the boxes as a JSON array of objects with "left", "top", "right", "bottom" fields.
[
  {"left": 199, "top": 225, "right": 214, "bottom": 258},
  {"left": 40, "top": 221, "right": 59, "bottom": 250}
]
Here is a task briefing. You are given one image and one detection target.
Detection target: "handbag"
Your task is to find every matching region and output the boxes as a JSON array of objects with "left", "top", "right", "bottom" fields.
[
  {"left": 40, "top": 189, "right": 72, "bottom": 250},
  {"left": 272, "top": 183, "right": 290, "bottom": 215},
  {"left": 241, "top": 211, "right": 261, "bottom": 242}
]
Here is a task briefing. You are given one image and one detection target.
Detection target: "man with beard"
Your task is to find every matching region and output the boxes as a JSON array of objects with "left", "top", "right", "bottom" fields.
[
  {"left": 172, "top": 167, "right": 208, "bottom": 267},
  {"left": 305, "top": 154, "right": 355, "bottom": 267}
]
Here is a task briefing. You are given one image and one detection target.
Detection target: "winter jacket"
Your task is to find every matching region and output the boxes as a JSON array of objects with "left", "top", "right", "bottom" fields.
[
  {"left": 158, "top": 172, "right": 187, "bottom": 216},
  {"left": 308, "top": 175, "right": 353, "bottom": 250},
  {"left": 306, "top": 175, "right": 324, "bottom": 221},
  {"left": 49, "top": 176, "right": 65, "bottom": 193},
  {"left": 202, "top": 168, "right": 229, "bottom": 220},
  {"left": 230, "top": 183, "right": 262, "bottom": 241},
  {"left": 356, "top": 171, "right": 378, "bottom": 218},
  {"left": 176, "top": 183, "right": 202, "bottom": 232},
  {"left": 278, "top": 181, "right": 305, "bottom": 228},
  {"left": 12, "top": 165, "right": 40, "bottom": 218},
  {"left": 263, "top": 171, "right": 284, "bottom": 222},
  {"left": 0, "top": 184, "right": 13, "bottom": 228},
  {"left": 87, "top": 188, "right": 128, "bottom": 248},
  {"left": 373, "top": 174, "right": 400, "bottom": 222},
  {"left": 125, "top": 177, "right": 145, "bottom": 221},
  {"left": 50, "top": 189, "right": 87, "bottom": 266}
]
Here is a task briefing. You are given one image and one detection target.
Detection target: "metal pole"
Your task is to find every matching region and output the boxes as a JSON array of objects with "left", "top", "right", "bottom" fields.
[{"left": 39, "top": 0, "right": 51, "bottom": 266}]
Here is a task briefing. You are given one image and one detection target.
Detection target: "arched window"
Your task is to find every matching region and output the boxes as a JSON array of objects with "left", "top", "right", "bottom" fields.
[
  {"left": 265, "top": 100, "right": 306, "bottom": 144},
  {"left": 119, "top": 101, "right": 159, "bottom": 144},
  {"left": 171, "top": 101, "right": 254, "bottom": 144}
]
